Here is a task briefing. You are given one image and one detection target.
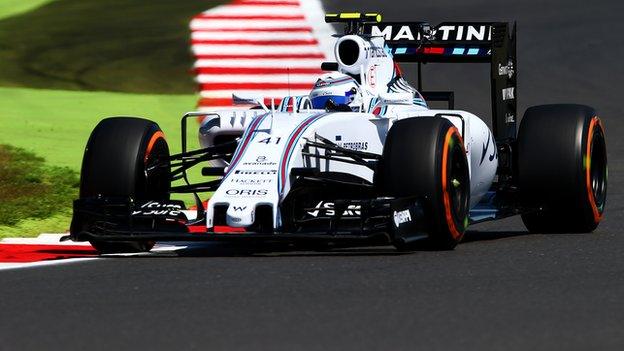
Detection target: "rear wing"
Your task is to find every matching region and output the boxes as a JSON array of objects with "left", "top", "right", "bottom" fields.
[{"left": 327, "top": 13, "right": 518, "bottom": 140}]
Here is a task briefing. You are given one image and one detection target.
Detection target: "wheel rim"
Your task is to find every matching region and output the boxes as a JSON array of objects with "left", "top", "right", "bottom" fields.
[
  {"left": 589, "top": 126, "right": 607, "bottom": 212},
  {"left": 143, "top": 134, "right": 170, "bottom": 200},
  {"left": 448, "top": 140, "right": 469, "bottom": 224},
  {"left": 441, "top": 128, "right": 470, "bottom": 240}
]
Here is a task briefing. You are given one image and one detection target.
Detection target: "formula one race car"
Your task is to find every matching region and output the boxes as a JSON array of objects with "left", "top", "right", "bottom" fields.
[{"left": 69, "top": 13, "right": 608, "bottom": 254}]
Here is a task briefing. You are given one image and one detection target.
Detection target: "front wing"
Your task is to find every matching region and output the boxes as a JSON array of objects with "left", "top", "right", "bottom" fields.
[{"left": 70, "top": 196, "right": 433, "bottom": 247}]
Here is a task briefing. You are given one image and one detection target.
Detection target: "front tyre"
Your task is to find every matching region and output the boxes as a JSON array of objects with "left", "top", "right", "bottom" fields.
[
  {"left": 71, "top": 117, "right": 170, "bottom": 254},
  {"left": 376, "top": 117, "right": 470, "bottom": 250},
  {"left": 518, "top": 104, "right": 607, "bottom": 233}
]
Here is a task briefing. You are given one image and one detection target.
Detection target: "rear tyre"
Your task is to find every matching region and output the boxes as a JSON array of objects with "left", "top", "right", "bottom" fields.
[
  {"left": 71, "top": 117, "right": 170, "bottom": 254},
  {"left": 377, "top": 117, "right": 470, "bottom": 250},
  {"left": 518, "top": 104, "right": 607, "bottom": 233}
]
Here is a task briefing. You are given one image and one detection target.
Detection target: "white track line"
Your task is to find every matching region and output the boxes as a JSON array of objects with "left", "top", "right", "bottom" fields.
[
  {"left": 0, "top": 258, "right": 99, "bottom": 271},
  {"left": 0, "top": 233, "right": 90, "bottom": 245},
  {"left": 0, "top": 234, "right": 97, "bottom": 271},
  {"left": 0, "top": 232, "right": 196, "bottom": 270}
]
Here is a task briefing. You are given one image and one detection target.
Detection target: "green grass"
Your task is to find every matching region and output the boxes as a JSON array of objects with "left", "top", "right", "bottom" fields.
[
  {"left": 0, "top": 0, "right": 55, "bottom": 20},
  {"left": 0, "top": 86, "right": 210, "bottom": 237},
  {"left": 0, "top": 0, "right": 225, "bottom": 93},
  {"left": 0, "top": 144, "right": 78, "bottom": 238},
  {"left": 0, "top": 211, "right": 73, "bottom": 239},
  {"left": 0, "top": 86, "right": 200, "bottom": 169}
]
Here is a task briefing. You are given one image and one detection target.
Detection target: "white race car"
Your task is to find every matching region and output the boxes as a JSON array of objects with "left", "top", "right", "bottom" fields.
[{"left": 70, "top": 13, "right": 607, "bottom": 253}]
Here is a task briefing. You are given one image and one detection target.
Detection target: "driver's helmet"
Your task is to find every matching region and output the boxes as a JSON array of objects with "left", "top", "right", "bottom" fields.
[{"left": 310, "top": 73, "right": 363, "bottom": 111}]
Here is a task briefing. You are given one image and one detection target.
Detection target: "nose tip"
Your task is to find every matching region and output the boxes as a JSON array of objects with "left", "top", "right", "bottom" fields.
[{"left": 226, "top": 204, "right": 255, "bottom": 227}]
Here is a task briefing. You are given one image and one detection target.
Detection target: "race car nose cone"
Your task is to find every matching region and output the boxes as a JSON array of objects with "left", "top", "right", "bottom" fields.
[{"left": 226, "top": 204, "right": 255, "bottom": 227}]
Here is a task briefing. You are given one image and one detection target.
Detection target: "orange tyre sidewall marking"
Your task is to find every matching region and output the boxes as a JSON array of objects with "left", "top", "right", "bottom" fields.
[
  {"left": 441, "top": 127, "right": 464, "bottom": 240},
  {"left": 586, "top": 117, "right": 603, "bottom": 223},
  {"left": 143, "top": 130, "right": 167, "bottom": 246},
  {"left": 144, "top": 131, "right": 165, "bottom": 164}
]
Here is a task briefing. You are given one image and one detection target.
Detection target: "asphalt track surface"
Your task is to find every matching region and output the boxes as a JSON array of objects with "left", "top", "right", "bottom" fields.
[{"left": 1, "top": 0, "right": 624, "bottom": 350}]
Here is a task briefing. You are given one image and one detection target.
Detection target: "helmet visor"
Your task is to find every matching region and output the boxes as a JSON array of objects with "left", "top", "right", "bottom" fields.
[{"left": 311, "top": 95, "right": 348, "bottom": 109}]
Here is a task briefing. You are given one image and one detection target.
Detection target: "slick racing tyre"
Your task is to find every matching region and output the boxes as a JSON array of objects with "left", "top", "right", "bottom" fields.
[
  {"left": 518, "top": 104, "right": 607, "bottom": 233},
  {"left": 377, "top": 117, "right": 470, "bottom": 250},
  {"left": 71, "top": 117, "right": 170, "bottom": 254}
]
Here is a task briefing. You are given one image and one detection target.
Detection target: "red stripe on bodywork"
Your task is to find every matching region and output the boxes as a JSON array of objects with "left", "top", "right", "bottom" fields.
[
  {"left": 214, "top": 226, "right": 246, "bottom": 233},
  {"left": 188, "top": 225, "right": 245, "bottom": 233},
  {"left": 187, "top": 203, "right": 247, "bottom": 233}
]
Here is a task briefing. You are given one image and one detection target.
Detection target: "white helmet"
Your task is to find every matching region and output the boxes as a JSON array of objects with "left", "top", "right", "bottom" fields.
[{"left": 309, "top": 73, "right": 363, "bottom": 112}]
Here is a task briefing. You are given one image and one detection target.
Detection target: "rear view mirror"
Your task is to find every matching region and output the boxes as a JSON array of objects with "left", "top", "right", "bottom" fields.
[
  {"left": 232, "top": 93, "right": 269, "bottom": 111},
  {"left": 379, "top": 92, "right": 413, "bottom": 105}
]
